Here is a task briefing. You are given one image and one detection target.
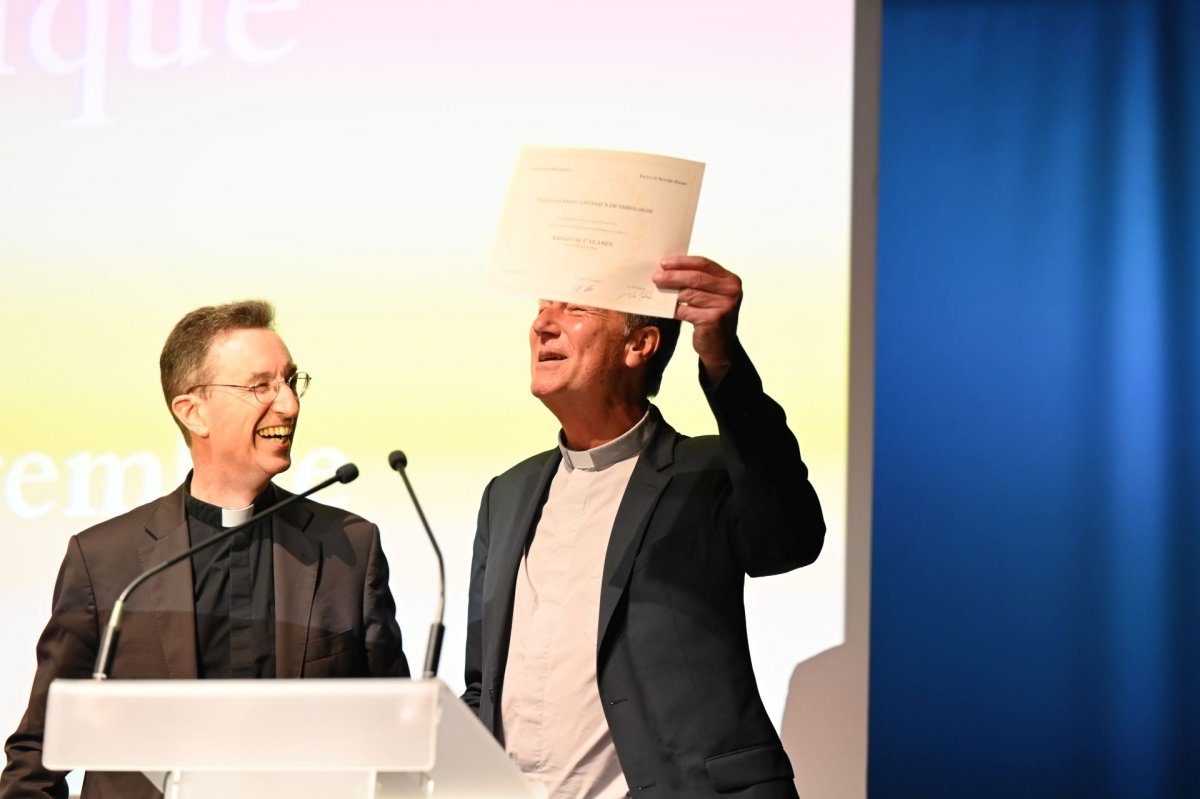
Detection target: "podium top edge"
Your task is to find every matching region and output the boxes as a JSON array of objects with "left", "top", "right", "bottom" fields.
[{"left": 49, "top": 677, "right": 450, "bottom": 699}]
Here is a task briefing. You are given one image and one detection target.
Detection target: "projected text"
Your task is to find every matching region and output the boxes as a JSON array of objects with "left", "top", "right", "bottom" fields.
[{"left": 0, "top": 0, "right": 300, "bottom": 127}]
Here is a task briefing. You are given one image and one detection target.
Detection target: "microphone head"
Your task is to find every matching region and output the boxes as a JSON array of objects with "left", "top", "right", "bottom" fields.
[
  {"left": 388, "top": 450, "right": 408, "bottom": 471},
  {"left": 335, "top": 463, "right": 359, "bottom": 484}
]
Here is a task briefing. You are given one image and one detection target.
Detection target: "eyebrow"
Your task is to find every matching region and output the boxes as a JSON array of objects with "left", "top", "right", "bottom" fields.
[{"left": 246, "top": 365, "right": 297, "bottom": 383}]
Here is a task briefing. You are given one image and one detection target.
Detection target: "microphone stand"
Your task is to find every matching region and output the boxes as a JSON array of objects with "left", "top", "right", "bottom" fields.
[{"left": 388, "top": 451, "right": 445, "bottom": 679}]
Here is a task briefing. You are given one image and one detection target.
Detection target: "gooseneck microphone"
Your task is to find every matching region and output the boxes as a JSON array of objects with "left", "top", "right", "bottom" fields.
[
  {"left": 388, "top": 450, "right": 445, "bottom": 679},
  {"left": 91, "top": 463, "right": 360, "bottom": 680}
]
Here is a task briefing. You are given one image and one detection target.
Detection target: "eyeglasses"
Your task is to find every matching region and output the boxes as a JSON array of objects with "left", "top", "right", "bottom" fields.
[{"left": 187, "top": 372, "right": 311, "bottom": 404}]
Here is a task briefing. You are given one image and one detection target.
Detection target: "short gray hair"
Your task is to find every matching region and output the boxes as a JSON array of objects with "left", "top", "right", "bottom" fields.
[{"left": 621, "top": 313, "right": 681, "bottom": 397}]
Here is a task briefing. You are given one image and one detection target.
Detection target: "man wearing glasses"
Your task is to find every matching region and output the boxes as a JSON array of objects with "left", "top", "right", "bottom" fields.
[{"left": 1, "top": 300, "right": 409, "bottom": 799}]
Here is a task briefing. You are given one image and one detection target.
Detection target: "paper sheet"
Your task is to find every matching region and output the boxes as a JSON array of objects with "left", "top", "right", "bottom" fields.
[{"left": 486, "top": 147, "right": 705, "bottom": 317}]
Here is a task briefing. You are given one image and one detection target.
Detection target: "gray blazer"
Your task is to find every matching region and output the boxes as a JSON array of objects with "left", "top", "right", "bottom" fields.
[{"left": 465, "top": 345, "right": 825, "bottom": 797}]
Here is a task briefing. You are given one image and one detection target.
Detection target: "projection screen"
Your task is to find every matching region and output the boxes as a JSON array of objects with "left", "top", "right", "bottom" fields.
[{"left": 0, "top": 0, "right": 861, "bottom": 790}]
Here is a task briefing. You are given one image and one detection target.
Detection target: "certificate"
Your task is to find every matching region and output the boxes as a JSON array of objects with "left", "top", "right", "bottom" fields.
[{"left": 485, "top": 147, "right": 705, "bottom": 317}]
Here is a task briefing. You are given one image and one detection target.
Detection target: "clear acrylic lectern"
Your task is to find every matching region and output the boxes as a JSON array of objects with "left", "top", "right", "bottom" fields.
[{"left": 42, "top": 678, "right": 544, "bottom": 799}]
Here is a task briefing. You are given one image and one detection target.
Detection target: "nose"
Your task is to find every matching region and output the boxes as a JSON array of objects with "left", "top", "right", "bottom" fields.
[
  {"left": 272, "top": 380, "right": 300, "bottom": 414},
  {"left": 532, "top": 302, "right": 563, "bottom": 335}
]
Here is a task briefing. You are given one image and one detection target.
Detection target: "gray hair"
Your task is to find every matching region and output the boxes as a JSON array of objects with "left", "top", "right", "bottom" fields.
[{"left": 621, "top": 313, "right": 681, "bottom": 397}]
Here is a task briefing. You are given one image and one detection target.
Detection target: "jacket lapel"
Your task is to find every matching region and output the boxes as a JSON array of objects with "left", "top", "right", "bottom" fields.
[
  {"left": 138, "top": 484, "right": 198, "bottom": 679},
  {"left": 597, "top": 411, "right": 676, "bottom": 651},
  {"left": 485, "top": 451, "right": 561, "bottom": 687},
  {"left": 271, "top": 487, "right": 319, "bottom": 678}
]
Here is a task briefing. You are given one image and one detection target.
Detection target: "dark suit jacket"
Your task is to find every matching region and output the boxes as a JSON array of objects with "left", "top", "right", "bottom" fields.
[
  {"left": 1, "top": 481, "right": 409, "bottom": 799},
  {"left": 464, "top": 345, "right": 825, "bottom": 797}
]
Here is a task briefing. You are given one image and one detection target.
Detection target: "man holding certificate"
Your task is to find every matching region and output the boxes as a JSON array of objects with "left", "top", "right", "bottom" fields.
[{"left": 469, "top": 148, "right": 826, "bottom": 797}]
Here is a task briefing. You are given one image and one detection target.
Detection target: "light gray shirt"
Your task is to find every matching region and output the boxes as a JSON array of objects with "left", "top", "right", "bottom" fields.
[{"left": 501, "top": 410, "right": 657, "bottom": 799}]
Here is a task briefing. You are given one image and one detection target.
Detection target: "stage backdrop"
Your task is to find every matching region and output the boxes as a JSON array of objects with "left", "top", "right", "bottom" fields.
[
  {"left": 0, "top": 0, "right": 864, "bottom": 790},
  {"left": 872, "top": 1, "right": 1199, "bottom": 796}
]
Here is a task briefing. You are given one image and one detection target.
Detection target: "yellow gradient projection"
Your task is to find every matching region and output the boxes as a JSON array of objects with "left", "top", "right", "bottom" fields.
[{"left": 0, "top": 0, "right": 855, "bottom": 747}]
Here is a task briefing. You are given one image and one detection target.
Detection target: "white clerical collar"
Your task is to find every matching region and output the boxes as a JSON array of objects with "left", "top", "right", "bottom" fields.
[
  {"left": 222, "top": 504, "right": 254, "bottom": 527},
  {"left": 559, "top": 408, "right": 657, "bottom": 472}
]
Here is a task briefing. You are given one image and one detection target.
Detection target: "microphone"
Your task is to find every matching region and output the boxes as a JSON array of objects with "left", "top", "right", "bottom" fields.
[
  {"left": 388, "top": 450, "right": 445, "bottom": 679},
  {"left": 91, "top": 464, "right": 360, "bottom": 680}
]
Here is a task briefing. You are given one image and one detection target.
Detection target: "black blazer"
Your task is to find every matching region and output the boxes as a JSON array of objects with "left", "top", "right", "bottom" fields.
[
  {"left": 464, "top": 346, "right": 825, "bottom": 797},
  {"left": 1, "top": 482, "right": 409, "bottom": 799}
]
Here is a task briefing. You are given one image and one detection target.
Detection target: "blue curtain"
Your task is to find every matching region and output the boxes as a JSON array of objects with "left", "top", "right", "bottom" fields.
[{"left": 871, "top": 1, "right": 1198, "bottom": 796}]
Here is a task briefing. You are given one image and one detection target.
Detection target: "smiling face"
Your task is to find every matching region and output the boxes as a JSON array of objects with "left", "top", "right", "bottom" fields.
[
  {"left": 528, "top": 301, "right": 665, "bottom": 448},
  {"left": 190, "top": 327, "right": 300, "bottom": 495},
  {"left": 529, "top": 301, "right": 632, "bottom": 404}
]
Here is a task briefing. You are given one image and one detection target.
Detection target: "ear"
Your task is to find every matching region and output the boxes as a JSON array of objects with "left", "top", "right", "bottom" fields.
[
  {"left": 171, "top": 393, "right": 210, "bottom": 440},
  {"left": 624, "top": 324, "right": 661, "bottom": 370}
]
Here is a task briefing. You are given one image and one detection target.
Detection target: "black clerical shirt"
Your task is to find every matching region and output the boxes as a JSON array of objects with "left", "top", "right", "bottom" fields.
[{"left": 185, "top": 487, "right": 276, "bottom": 678}]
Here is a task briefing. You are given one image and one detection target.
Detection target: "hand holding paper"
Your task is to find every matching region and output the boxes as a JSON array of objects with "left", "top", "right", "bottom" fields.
[{"left": 653, "top": 255, "right": 743, "bottom": 383}]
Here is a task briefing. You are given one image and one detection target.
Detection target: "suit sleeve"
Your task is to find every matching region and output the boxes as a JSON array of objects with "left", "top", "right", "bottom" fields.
[
  {"left": 461, "top": 478, "right": 494, "bottom": 712},
  {"left": 1, "top": 538, "right": 99, "bottom": 799},
  {"left": 362, "top": 524, "right": 410, "bottom": 678},
  {"left": 702, "top": 341, "right": 826, "bottom": 577}
]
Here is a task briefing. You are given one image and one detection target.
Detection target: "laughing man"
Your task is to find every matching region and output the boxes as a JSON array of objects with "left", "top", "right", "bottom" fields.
[{"left": 1, "top": 300, "right": 409, "bottom": 799}]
